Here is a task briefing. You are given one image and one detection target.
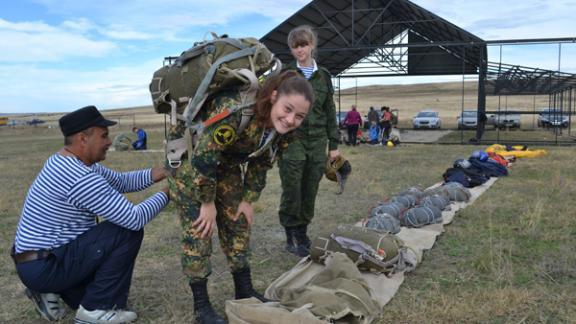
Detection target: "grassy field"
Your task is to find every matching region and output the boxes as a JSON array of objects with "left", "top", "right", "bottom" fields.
[{"left": 1, "top": 123, "right": 575, "bottom": 323}]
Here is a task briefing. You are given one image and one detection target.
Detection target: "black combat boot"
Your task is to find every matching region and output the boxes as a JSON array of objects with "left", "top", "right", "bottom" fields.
[
  {"left": 293, "top": 225, "right": 311, "bottom": 257},
  {"left": 232, "top": 267, "right": 269, "bottom": 302},
  {"left": 189, "top": 279, "right": 226, "bottom": 324},
  {"left": 284, "top": 226, "right": 297, "bottom": 254}
]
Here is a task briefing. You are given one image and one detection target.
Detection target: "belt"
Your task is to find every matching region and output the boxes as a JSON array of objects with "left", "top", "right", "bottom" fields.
[{"left": 11, "top": 250, "right": 52, "bottom": 264}]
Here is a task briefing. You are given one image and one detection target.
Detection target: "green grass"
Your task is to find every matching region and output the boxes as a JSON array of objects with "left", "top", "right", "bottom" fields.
[{"left": 1, "top": 126, "right": 575, "bottom": 323}]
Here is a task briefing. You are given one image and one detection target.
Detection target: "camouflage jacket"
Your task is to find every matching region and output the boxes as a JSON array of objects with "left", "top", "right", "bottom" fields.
[
  {"left": 284, "top": 61, "right": 340, "bottom": 151},
  {"left": 168, "top": 90, "right": 286, "bottom": 204}
]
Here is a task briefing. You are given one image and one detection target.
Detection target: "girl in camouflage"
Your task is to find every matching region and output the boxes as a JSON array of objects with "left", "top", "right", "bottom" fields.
[
  {"left": 278, "top": 25, "right": 341, "bottom": 257},
  {"left": 167, "top": 70, "right": 313, "bottom": 324}
]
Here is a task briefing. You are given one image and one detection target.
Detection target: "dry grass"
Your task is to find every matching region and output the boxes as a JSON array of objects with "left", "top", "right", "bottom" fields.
[{"left": 1, "top": 82, "right": 575, "bottom": 323}]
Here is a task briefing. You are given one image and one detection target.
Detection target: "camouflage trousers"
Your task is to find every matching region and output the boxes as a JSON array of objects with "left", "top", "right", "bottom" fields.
[
  {"left": 168, "top": 161, "right": 251, "bottom": 283},
  {"left": 278, "top": 138, "right": 327, "bottom": 228}
]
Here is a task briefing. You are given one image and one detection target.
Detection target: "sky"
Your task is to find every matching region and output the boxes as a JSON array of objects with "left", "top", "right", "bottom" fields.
[{"left": 1, "top": 0, "right": 575, "bottom": 113}]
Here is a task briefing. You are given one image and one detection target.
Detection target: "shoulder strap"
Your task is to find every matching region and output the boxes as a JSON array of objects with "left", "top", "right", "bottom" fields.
[{"left": 183, "top": 47, "right": 258, "bottom": 126}]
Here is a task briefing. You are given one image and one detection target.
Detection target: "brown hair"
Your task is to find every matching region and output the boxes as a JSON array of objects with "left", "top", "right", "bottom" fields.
[
  {"left": 287, "top": 25, "right": 317, "bottom": 53},
  {"left": 254, "top": 70, "right": 314, "bottom": 127}
]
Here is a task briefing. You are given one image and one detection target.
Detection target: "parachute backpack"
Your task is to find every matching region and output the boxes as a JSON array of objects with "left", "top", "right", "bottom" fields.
[
  {"left": 149, "top": 33, "right": 278, "bottom": 167},
  {"left": 310, "top": 225, "right": 415, "bottom": 275}
]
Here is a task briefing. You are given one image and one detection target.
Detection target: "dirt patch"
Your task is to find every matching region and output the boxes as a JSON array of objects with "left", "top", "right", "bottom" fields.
[{"left": 400, "top": 129, "right": 453, "bottom": 143}]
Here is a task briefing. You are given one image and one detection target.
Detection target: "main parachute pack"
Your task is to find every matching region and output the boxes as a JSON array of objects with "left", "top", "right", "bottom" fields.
[{"left": 149, "top": 33, "right": 278, "bottom": 167}]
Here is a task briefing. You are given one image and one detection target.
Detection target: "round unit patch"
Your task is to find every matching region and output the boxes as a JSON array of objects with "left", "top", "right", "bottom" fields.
[{"left": 213, "top": 124, "right": 236, "bottom": 146}]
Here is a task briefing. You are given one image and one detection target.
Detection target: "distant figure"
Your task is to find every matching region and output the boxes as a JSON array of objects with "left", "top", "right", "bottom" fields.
[
  {"left": 367, "top": 106, "right": 379, "bottom": 126},
  {"left": 343, "top": 105, "right": 362, "bottom": 145},
  {"left": 132, "top": 127, "right": 147, "bottom": 150},
  {"left": 380, "top": 106, "right": 393, "bottom": 143}
]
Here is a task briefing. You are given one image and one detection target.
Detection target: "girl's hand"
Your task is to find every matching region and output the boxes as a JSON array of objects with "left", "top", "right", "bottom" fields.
[
  {"left": 192, "top": 201, "right": 217, "bottom": 238},
  {"left": 234, "top": 201, "right": 254, "bottom": 225},
  {"left": 329, "top": 149, "right": 341, "bottom": 161}
]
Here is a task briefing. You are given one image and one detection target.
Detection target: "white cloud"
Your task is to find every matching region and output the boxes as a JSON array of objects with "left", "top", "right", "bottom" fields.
[
  {"left": 0, "top": 18, "right": 116, "bottom": 62},
  {"left": 31, "top": 0, "right": 308, "bottom": 35},
  {"left": 0, "top": 60, "right": 161, "bottom": 113},
  {"left": 99, "top": 25, "right": 153, "bottom": 40}
]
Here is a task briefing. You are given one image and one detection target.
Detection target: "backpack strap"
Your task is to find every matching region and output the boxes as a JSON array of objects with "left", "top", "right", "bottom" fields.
[
  {"left": 166, "top": 69, "right": 260, "bottom": 169},
  {"left": 183, "top": 47, "right": 259, "bottom": 126}
]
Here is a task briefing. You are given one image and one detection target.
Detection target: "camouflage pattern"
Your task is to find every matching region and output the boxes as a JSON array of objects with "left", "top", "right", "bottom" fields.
[
  {"left": 167, "top": 89, "right": 280, "bottom": 281},
  {"left": 278, "top": 62, "right": 339, "bottom": 228}
]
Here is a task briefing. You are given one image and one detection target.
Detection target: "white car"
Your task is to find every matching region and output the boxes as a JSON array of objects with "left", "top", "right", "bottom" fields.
[
  {"left": 457, "top": 111, "right": 478, "bottom": 129},
  {"left": 412, "top": 110, "right": 441, "bottom": 129}
]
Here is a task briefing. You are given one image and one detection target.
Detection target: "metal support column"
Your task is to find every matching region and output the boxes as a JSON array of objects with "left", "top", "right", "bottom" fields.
[{"left": 476, "top": 46, "right": 487, "bottom": 141}]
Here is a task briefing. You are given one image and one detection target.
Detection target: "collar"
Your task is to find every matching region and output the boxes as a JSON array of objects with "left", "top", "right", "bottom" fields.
[{"left": 296, "top": 59, "right": 318, "bottom": 73}]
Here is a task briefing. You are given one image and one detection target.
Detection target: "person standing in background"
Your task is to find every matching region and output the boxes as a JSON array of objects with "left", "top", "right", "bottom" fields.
[
  {"left": 278, "top": 25, "right": 341, "bottom": 257},
  {"left": 343, "top": 105, "right": 362, "bottom": 146},
  {"left": 131, "top": 126, "right": 147, "bottom": 150},
  {"left": 380, "top": 106, "right": 393, "bottom": 143},
  {"left": 367, "top": 106, "right": 379, "bottom": 129}
]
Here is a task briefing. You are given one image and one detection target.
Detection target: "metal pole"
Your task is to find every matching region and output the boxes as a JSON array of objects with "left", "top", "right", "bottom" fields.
[{"left": 476, "top": 45, "right": 487, "bottom": 141}]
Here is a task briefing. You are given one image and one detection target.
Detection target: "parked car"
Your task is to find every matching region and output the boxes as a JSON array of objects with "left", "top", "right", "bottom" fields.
[
  {"left": 457, "top": 111, "right": 478, "bottom": 129},
  {"left": 537, "top": 108, "right": 569, "bottom": 128},
  {"left": 489, "top": 113, "right": 521, "bottom": 129},
  {"left": 412, "top": 110, "right": 441, "bottom": 129}
]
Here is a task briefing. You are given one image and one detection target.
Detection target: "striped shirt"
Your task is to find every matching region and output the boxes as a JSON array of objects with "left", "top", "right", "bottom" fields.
[
  {"left": 14, "top": 153, "right": 169, "bottom": 253},
  {"left": 297, "top": 59, "right": 318, "bottom": 80}
]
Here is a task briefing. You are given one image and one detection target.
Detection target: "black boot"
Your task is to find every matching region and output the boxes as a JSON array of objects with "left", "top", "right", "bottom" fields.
[
  {"left": 284, "top": 226, "right": 297, "bottom": 254},
  {"left": 189, "top": 279, "right": 226, "bottom": 324},
  {"left": 232, "top": 267, "right": 269, "bottom": 302},
  {"left": 293, "top": 225, "right": 311, "bottom": 257}
]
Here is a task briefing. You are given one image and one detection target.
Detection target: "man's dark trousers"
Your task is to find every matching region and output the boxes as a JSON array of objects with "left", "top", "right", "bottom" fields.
[{"left": 15, "top": 221, "right": 143, "bottom": 310}]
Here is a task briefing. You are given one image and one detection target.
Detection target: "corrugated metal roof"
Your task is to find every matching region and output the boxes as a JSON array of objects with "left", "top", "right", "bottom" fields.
[{"left": 260, "top": 0, "right": 485, "bottom": 77}]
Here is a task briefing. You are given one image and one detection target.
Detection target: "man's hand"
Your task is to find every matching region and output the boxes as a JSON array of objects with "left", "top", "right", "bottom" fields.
[
  {"left": 151, "top": 167, "right": 168, "bottom": 182},
  {"left": 192, "top": 201, "right": 217, "bottom": 238},
  {"left": 234, "top": 201, "right": 254, "bottom": 225}
]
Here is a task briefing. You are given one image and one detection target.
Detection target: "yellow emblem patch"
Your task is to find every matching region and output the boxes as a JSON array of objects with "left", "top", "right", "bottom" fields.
[{"left": 213, "top": 124, "right": 236, "bottom": 146}]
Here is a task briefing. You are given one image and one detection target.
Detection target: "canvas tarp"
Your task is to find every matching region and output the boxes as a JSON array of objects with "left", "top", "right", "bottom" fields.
[{"left": 226, "top": 177, "right": 498, "bottom": 323}]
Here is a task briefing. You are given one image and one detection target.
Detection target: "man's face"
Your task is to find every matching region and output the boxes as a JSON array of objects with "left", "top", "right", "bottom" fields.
[{"left": 83, "top": 126, "right": 112, "bottom": 164}]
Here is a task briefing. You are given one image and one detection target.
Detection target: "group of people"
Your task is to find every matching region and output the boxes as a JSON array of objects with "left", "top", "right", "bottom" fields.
[
  {"left": 343, "top": 105, "right": 400, "bottom": 146},
  {"left": 11, "top": 25, "right": 340, "bottom": 324}
]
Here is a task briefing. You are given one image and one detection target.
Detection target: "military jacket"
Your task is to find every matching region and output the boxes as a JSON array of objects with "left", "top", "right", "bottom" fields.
[
  {"left": 284, "top": 61, "right": 340, "bottom": 151},
  {"left": 169, "top": 90, "right": 284, "bottom": 204}
]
